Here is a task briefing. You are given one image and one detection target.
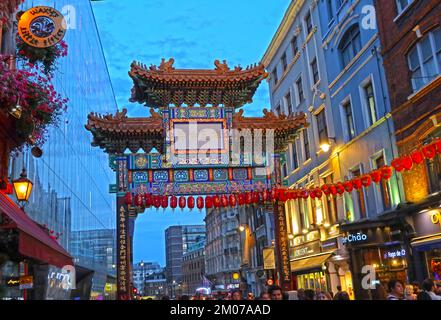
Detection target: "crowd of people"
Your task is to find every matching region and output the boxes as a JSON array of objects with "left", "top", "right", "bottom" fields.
[{"left": 157, "top": 278, "right": 441, "bottom": 300}]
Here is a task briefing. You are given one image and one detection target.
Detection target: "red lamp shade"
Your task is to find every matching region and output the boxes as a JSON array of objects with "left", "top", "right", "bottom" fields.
[
  {"left": 300, "top": 189, "right": 309, "bottom": 199},
  {"left": 422, "top": 144, "right": 436, "bottom": 159},
  {"left": 361, "top": 174, "right": 372, "bottom": 187},
  {"left": 343, "top": 181, "right": 353, "bottom": 193},
  {"left": 335, "top": 183, "right": 345, "bottom": 195},
  {"left": 135, "top": 194, "right": 143, "bottom": 207},
  {"left": 144, "top": 193, "right": 153, "bottom": 207},
  {"left": 229, "top": 194, "right": 237, "bottom": 207},
  {"left": 270, "top": 189, "right": 277, "bottom": 201},
  {"left": 321, "top": 184, "right": 331, "bottom": 196},
  {"left": 238, "top": 194, "right": 245, "bottom": 206},
  {"left": 401, "top": 156, "right": 413, "bottom": 171},
  {"left": 411, "top": 150, "right": 424, "bottom": 165},
  {"left": 245, "top": 192, "right": 252, "bottom": 205},
  {"left": 391, "top": 158, "right": 405, "bottom": 172},
  {"left": 315, "top": 188, "right": 323, "bottom": 199},
  {"left": 161, "top": 195, "right": 169, "bottom": 209},
  {"left": 220, "top": 195, "right": 228, "bottom": 207},
  {"left": 252, "top": 192, "right": 260, "bottom": 203},
  {"left": 352, "top": 178, "right": 363, "bottom": 190},
  {"left": 213, "top": 195, "right": 220, "bottom": 208},
  {"left": 197, "top": 196, "right": 204, "bottom": 210},
  {"left": 309, "top": 189, "right": 316, "bottom": 199},
  {"left": 153, "top": 195, "right": 161, "bottom": 208},
  {"left": 187, "top": 196, "right": 195, "bottom": 209},
  {"left": 205, "top": 196, "right": 213, "bottom": 209},
  {"left": 381, "top": 166, "right": 392, "bottom": 180},
  {"left": 262, "top": 190, "right": 269, "bottom": 202},
  {"left": 170, "top": 195, "right": 178, "bottom": 209},
  {"left": 125, "top": 192, "right": 133, "bottom": 206},
  {"left": 329, "top": 185, "right": 337, "bottom": 196},
  {"left": 179, "top": 196, "right": 186, "bottom": 209}
]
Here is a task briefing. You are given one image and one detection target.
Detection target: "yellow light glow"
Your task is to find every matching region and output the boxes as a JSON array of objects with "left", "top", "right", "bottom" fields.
[
  {"left": 324, "top": 222, "right": 331, "bottom": 228},
  {"left": 288, "top": 234, "right": 294, "bottom": 240},
  {"left": 302, "top": 229, "right": 308, "bottom": 234},
  {"left": 13, "top": 170, "right": 33, "bottom": 202},
  {"left": 239, "top": 226, "right": 245, "bottom": 232},
  {"left": 320, "top": 142, "right": 331, "bottom": 153},
  {"left": 392, "top": 260, "right": 398, "bottom": 266}
]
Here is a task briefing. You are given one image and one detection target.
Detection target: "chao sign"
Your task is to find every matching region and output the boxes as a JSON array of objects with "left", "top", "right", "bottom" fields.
[{"left": 18, "top": 6, "right": 66, "bottom": 48}]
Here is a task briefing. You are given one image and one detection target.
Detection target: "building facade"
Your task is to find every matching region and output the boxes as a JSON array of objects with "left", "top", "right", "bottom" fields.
[
  {"left": 182, "top": 240, "right": 205, "bottom": 296},
  {"left": 374, "top": 0, "right": 441, "bottom": 285},
  {"left": 132, "top": 261, "right": 161, "bottom": 295},
  {"left": 205, "top": 207, "right": 241, "bottom": 292},
  {"left": 262, "top": 0, "right": 355, "bottom": 297},
  {"left": 164, "top": 225, "right": 205, "bottom": 297},
  {"left": 144, "top": 269, "right": 166, "bottom": 298}
]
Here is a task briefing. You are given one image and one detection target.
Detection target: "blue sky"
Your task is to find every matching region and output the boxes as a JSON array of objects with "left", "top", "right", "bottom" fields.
[{"left": 92, "top": 0, "right": 289, "bottom": 266}]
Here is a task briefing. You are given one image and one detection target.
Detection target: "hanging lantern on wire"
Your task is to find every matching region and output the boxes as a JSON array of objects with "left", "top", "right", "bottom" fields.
[
  {"left": 205, "top": 196, "right": 213, "bottom": 209},
  {"left": 213, "top": 195, "right": 220, "bottom": 208},
  {"left": 144, "top": 193, "right": 153, "bottom": 207},
  {"left": 161, "top": 195, "right": 169, "bottom": 209},
  {"left": 315, "top": 188, "right": 323, "bottom": 199},
  {"left": 220, "top": 195, "right": 228, "bottom": 207},
  {"left": 352, "top": 178, "right": 363, "bottom": 190},
  {"left": 411, "top": 150, "right": 424, "bottom": 165},
  {"left": 370, "top": 170, "right": 382, "bottom": 184},
  {"left": 401, "top": 155, "right": 413, "bottom": 171},
  {"left": 179, "top": 196, "right": 186, "bottom": 210},
  {"left": 125, "top": 192, "right": 133, "bottom": 206},
  {"left": 262, "top": 190, "right": 269, "bottom": 203},
  {"left": 309, "top": 189, "right": 316, "bottom": 199},
  {"left": 188, "top": 196, "right": 195, "bottom": 210},
  {"left": 329, "top": 185, "right": 337, "bottom": 196},
  {"left": 245, "top": 192, "right": 252, "bottom": 205},
  {"left": 153, "top": 195, "right": 161, "bottom": 209},
  {"left": 361, "top": 174, "right": 372, "bottom": 187},
  {"left": 422, "top": 144, "right": 436, "bottom": 159},
  {"left": 335, "top": 183, "right": 345, "bottom": 195},
  {"left": 170, "top": 195, "right": 178, "bottom": 210},
  {"left": 252, "top": 191, "right": 260, "bottom": 204},
  {"left": 229, "top": 194, "right": 237, "bottom": 207},
  {"left": 197, "top": 196, "right": 204, "bottom": 210},
  {"left": 238, "top": 193, "right": 245, "bottom": 206},
  {"left": 321, "top": 184, "right": 331, "bottom": 196},
  {"left": 391, "top": 158, "right": 405, "bottom": 172},
  {"left": 270, "top": 188, "right": 277, "bottom": 201},
  {"left": 381, "top": 166, "right": 393, "bottom": 180},
  {"left": 343, "top": 181, "right": 354, "bottom": 193}
]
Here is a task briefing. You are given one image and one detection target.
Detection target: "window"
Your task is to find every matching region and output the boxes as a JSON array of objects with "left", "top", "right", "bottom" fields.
[
  {"left": 292, "top": 140, "right": 299, "bottom": 170},
  {"left": 296, "top": 76, "right": 305, "bottom": 103},
  {"left": 303, "top": 129, "right": 310, "bottom": 161},
  {"left": 408, "top": 29, "right": 441, "bottom": 92},
  {"left": 275, "top": 104, "right": 281, "bottom": 116},
  {"left": 285, "top": 92, "right": 293, "bottom": 114},
  {"left": 342, "top": 100, "right": 355, "bottom": 140},
  {"left": 323, "top": 174, "right": 338, "bottom": 224},
  {"left": 282, "top": 162, "right": 288, "bottom": 178},
  {"left": 281, "top": 53, "right": 288, "bottom": 72},
  {"left": 311, "top": 58, "right": 319, "bottom": 84},
  {"left": 305, "top": 12, "right": 313, "bottom": 35},
  {"left": 339, "top": 25, "right": 362, "bottom": 67},
  {"left": 396, "top": 0, "right": 414, "bottom": 14},
  {"left": 310, "top": 191, "right": 317, "bottom": 226},
  {"left": 291, "top": 36, "right": 299, "bottom": 58},
  {"left": 363, "top": 81, "right": 377, "bottom": 126},
  {"left": 272, "top": 69, "right": 278, "bottom": 86},
  {"left": 316, "top": 109, "right": 328, "bottom": 145},
  {"left": 326, "top": 0, "right": 334, "bottom": 23},
  {"left": 375, "top": 155, "right": 391, "bottom": 211},
  {"left": 351, "top": 168, "right": 367, "bottom": 218}
]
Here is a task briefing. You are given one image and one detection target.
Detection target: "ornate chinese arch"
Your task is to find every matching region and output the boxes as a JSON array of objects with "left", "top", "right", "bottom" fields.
[{"left": 86, "top": 58, "right": 307, "bottom": 299}]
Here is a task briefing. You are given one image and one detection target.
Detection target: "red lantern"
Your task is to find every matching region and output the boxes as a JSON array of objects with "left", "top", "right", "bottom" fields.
[
  {"left": 292, "top": 190, "right": 298, "bottom": 200},
  {"left": 309, "top": 189, "right": 316, "bottom": 199},
  {"left": 299, "top": 189, "right": 309, "bottom": 199},
  {"left": 370, "top": 170, "right": 382, "bottom": 184},
  {"left": 170, "top": 195, "right": 178, "bottom": 209},
  {"left": 238, "top": 193, "right": 245, "bottom": 206},
  {"left": 252, "top": 192, "right": 260, "bottom": 203},
  {"left": 352, "top": 178, "right": 363, "bottom": 190},
  {"left": 161, "top": 195, "right": 169, "bottom": 209},
  {"left": 329, "top": 185, "right": 337, "bottom": 196},
  {"left": 361, "top": 174, "right": 372, "bottom": 187},
  {"left": 391, "top": 158, "right": 405, "bottom": 172},
  {"left": 315, "top": 188, "right": 323, "bottom": 199},
  {"left": 220, "top": 195, "right": 228, "bottom": 207},
  {"left": 213, "top": 195, "right": 221, "bottom": 208},
  {"left": 402, "top": 155, "right": 413, "bottom": 171},
  {"left": 179, "top": 196, "right": 186, "bottom": 209},
  {"left": 381, "top": 166, "right": 392, "bottom": 180},
  {"left": 135, "top": 194, "right": 143, "bottom": 207},
  {"left": 422, "top": 143, "right": 436, "bottom": 159},
  {"left": 188, "top": 196, "right": 195, "bottom": 209},
  {"left": 262, "top": 190, "right": 269, "bottom": 202},
  {"left": 245, "top": 192, "right": 252, "bottom": 204},
  {"left": 344, "top": 181, "right": 353, "bottom": 193},
  {"left": 411, "top": 150, "right": 424, "bottom": 165},
  {"left": 144, "top": 193, "right": 153, "bottom": 207},
  {"left": 270, "top": 189, "right": 277, "bottom": 201},
  {"left": 153, "top": 195, "right": 161, "bottom": 208},
  {"left": 125, "top": 192, "right": 133, "bottom": 206},
  {"left": 205, "top": 196, "right": 213, "bottom": 209},
  {"left": 229, "top": 194, "right": 237, "bottom": 207},
  {"left": 321, "top": 184, "right": 331, "bottom": 196},
  {"left": 335, "top": 183, "right": 345, "bottom": 195},
  {"left": 278, "top": 190, "right": 288, "bottom": 202},
  {"left": 197, "top": 196, "right": 204, "bottom": 210}
]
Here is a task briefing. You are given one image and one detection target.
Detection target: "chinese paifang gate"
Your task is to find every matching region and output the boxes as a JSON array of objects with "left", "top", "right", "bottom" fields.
[{"left": 85, "top": 58, "right": 307, "bottom": 300}]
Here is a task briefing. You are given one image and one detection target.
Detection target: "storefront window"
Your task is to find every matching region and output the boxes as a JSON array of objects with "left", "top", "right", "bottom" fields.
[
  {"left": 297, "top": 271, "right": 328, "bottom": 291},
  {"left": 425, "top": 130, "right": 441, "bottom": 194},
  {"left": 425, "top": 248, "right": 441, "bottom": 282}
]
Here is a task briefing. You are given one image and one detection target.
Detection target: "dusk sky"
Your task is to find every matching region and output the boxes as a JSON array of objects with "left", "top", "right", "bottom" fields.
[{"left": 92, "top": 0, "right": 289, "bottom": 266}]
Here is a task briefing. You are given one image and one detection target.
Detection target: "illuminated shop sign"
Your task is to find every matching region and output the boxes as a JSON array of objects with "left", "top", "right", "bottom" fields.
[
  {"left": 290, "top": 241, "right": 320, "bottom": 259},
  {"left": 431, "top": 211, "right": 441, "bottom": 227},
  {"left": 383, "top": 249, "right": 406, "bottom": 259},
  {"left": 342, "top": 232, "right": 368, "bottom": 244}
]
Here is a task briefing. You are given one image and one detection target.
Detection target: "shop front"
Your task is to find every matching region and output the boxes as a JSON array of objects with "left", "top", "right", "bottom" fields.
[
  {"left": 289, "top": 226, "right": 353, "bottom": 297},
  {"left": 340, "top": 219, "right": 410, "bottom": 300},
  {"left": 410, "top": 206, "right": 441, "bottom": 284}
]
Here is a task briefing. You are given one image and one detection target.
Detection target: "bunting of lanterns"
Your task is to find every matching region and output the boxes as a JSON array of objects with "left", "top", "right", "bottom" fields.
[{"left": 122, "top": 139, "right": 441, "bottom": 210}]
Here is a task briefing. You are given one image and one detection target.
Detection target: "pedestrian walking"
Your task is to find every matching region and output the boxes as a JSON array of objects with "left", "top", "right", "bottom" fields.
[
  {"left": 231, "top": 289, "right": 242, "bottom": 300},
  {"left": 387, "top": 279, "right": 404, "bottom": 300},
  {"left": 268, "top": 285, "right": 284, "bottom": 300},
  {"left": 420, "top": 278, "right": 441, "bottom": 300}
]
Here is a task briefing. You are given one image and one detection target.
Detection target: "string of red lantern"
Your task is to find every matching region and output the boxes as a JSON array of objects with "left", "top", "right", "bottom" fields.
[{"left": 121, "top": 139, "right": 441, "bottom": 210}]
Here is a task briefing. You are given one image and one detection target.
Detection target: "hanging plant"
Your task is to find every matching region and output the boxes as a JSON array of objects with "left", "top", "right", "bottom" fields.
[
  {"left": 0, "top": 55, "right": 68, "bottom": 150},
  {"left": 16, "top": 31, "right": 68, "bottom": 76}
]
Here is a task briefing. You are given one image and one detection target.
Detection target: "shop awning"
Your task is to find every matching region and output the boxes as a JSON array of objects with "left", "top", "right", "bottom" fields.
[
  {"left": 0, "top": 192, "right": 73, "bottom": 268},
  {"left": 290, "top": 253, "right": 333, "bottom": 273},
  {"left": 411, "top": 233, "right": 441, "bottom": 251}
]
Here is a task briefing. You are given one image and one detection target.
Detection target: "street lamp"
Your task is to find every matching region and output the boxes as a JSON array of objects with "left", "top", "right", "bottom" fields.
[
  {"left": 319, "top": 137, "right": 336, "bottom": 153},
  {"left": 13, "top": 168, "right": 33, "bottom": 205}
]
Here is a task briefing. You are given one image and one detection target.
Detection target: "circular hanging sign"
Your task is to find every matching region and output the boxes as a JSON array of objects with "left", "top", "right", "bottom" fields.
[{"left": 18, "top": 6, "right": 66, "bottom": 48}]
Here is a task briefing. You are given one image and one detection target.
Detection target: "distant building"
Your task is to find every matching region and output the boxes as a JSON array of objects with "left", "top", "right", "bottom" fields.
[
  {"left": 182, "top": 240, "right": 205, "bottom": 295},
  {"left": 165, "top": 225, "right": 205, "bottom": 297},
  {"left": 205, "top": 207, "right": 241, "bottom": 292},
  {"left": 144, "top": 269, "right": 166, "bottom": 298},
  {"left": 132, "top": 261, "right": 161, "bottom": 295}
]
